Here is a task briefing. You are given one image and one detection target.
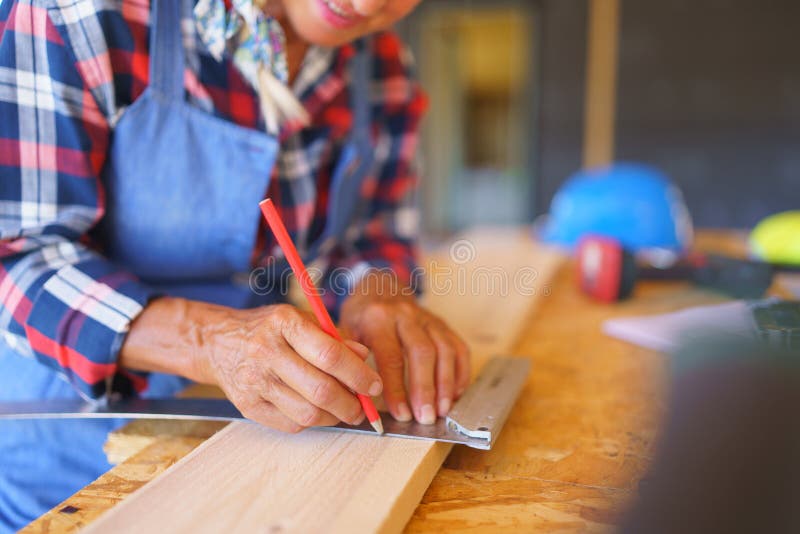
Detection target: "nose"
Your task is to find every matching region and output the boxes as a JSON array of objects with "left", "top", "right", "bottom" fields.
[{"left": 351, "top": 0, "right": 387, "bottom": 17}]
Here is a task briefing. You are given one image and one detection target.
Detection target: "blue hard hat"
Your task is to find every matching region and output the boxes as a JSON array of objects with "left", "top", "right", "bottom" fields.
[{"left": 539, "top": 163, "right": 693, "bottom": 253}]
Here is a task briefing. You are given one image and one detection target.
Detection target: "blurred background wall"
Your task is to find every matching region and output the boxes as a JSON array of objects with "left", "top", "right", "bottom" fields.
[
  {"left": 615, "top": 0, "right": 799, "bottom": 228},
  {"left": 397, "top": 0, "right": 799, "bottom": 234}
]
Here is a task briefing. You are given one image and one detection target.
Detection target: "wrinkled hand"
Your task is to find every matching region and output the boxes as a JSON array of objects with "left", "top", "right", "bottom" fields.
[
  {"left": 340, "top": 284, "right": 470, "bottom": 425},
  {"left": 190, "top": 303, "right": 383, "bottom": 433}
]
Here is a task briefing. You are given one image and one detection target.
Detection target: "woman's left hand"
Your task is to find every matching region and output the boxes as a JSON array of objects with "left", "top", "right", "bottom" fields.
[{"left": 340, "top": 278, "right": 470, "bottom": 425}]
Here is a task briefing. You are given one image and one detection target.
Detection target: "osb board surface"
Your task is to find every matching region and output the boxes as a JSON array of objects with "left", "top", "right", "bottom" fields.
[
  {"left": 25, "top": 229, "right": 564, "bottom": 533},
  {"left": 25, "top": 230, "right": 759, "bottom": 533}
]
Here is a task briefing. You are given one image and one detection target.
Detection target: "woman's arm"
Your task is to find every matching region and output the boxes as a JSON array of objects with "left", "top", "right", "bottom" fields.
[
  {"left": 0, "top": 2, "right": 157, "bottom": 399},
  {"left": 0, "top": 4, "right": 382, "bottom": 434}
]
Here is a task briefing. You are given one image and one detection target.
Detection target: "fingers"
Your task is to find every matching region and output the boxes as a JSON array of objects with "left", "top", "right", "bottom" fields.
[
  {"left": 353, "top": 304, "right": 470, "bottom": 425},
  {"left": 426, "top": 325, "right": 456, "bottom": 417},
  {"left": 211, "top": 304, "right": 379, "bottom": 435},
  {"left": 263, "top": 378, "right": 343, "bottom": 429},
  {"left": 397, "top": 319, "right": 437, "bottom": 425},
  {"left": 271, "top": 345, "right": 365, "bottom": 425},
  {"left": 365, "top": 323, "right": 412, "bottom": 422},
  {"left": 449, "top": 330, "right": 471, "bottom": 397},
  {"left": 280, "top": 311, "right": 382, "bottom": 397},
  {"left": 238, "top": 399, "right": 305, "bottom": 434},
  {"left": 344, "top": 339, "right": 370, "bottom": 361}
]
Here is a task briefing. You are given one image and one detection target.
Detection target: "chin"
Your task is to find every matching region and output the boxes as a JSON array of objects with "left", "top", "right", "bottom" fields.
[
  {"left": 294, "top": 20, "right": 361, "bottom": 48},
  {"left": 280, "top": 0, "right": 357, "bottom": 47},
  {"left": 280, "top": 0, "right": 419, "bottom": 48}
]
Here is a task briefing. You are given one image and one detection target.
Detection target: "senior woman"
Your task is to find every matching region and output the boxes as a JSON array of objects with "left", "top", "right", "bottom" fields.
[{"left": 0, "top": 0, "right": 469, "bottom": 529}]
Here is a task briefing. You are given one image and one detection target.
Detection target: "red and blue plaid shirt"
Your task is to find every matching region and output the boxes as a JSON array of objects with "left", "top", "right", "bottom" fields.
[{"left": 0, "top": 0, "right": 426, "bottom": 399}]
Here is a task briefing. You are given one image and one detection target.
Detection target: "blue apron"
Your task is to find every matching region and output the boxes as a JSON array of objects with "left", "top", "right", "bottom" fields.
[{"left": 0, "top": 0, "right": 374, "bottom": 530}]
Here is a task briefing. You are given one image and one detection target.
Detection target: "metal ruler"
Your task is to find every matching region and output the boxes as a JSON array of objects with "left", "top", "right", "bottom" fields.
[
  {"left": 750, "top": 299, "right": 800, "bottom": 350},
  {"left": 0, "top": 356, "right": 530, "bottom": 450}
]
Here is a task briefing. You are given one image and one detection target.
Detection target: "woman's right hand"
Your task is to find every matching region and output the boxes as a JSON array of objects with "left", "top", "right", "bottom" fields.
[{"left": 120, "top": 297, "right": 383, "bottom": 433}]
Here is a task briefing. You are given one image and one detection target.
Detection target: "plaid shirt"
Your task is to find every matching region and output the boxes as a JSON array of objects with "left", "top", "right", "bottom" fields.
[{"left": 0, "top": 0, "right": 426, "bottom": 399}]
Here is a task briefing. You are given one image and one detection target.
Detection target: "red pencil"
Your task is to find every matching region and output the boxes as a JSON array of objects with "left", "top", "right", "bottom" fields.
[{"left": 259, "top": 199, "right": 384, "bottom": 434}]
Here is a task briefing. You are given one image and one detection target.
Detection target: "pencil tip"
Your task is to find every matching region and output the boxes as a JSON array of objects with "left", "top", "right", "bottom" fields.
[{"left": 371, "top": 419, "right": 384, "bottom": 435}]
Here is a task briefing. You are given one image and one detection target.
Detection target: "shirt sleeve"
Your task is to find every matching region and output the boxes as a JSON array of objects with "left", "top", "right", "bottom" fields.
[
  {"left": 321, "top": 33, "right": 428, "bottom": 314},
  {"left": 0, "top": 1, "right": 155, "bottom": 399}
]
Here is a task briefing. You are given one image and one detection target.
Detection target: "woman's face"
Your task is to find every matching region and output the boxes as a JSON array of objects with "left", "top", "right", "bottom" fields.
[{"left": 268, "top": 0, "right": 423, "bottom": 47}]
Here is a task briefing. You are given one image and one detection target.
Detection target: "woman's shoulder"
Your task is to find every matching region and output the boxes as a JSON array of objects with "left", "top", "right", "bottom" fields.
[
  {"left": 364, "top": 31, "right": 426, "bottom": 119},
  {"left": 42, "top": 0, "right": 149, "bottom": 61},
  {"left": 367, "top": 31, "right": 417, "bottom": 78},
  {"left": 9, "top": 1, "right": 150, "bottom": 119},
  {"left": 35, "top": 0, "right": 146, "bottom": 45}
]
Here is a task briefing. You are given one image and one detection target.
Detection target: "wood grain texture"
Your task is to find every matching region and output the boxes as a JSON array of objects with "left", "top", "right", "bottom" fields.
[
  {"left": 583, "top": 0, "right": 621, "bottom": 168},
  {"left": 409, "top": 469, "right": 630, "bottom": 533},
  {"left": 422, "top": 228, "right": 564, "bottom": 363},
  {"left": 103, "top": 384, "right": 229, "bottom": 464},
  {"left": 405, "top": 231, "right": 764, "bottom": 532},
  {"left": 31, "top": 229, "right": 563, "bottom": 534},
  {"left": 104, "top": 419, "right": 227, "bottom": 465},
  {"left": 20, "top": 437, "right": 211, "bottom": 534},
  {"left": 28, "top": 230, "right": 760, "bottom": 533},
  {"left": 85, "top": 423, "right": 453, "bottom": 534}
]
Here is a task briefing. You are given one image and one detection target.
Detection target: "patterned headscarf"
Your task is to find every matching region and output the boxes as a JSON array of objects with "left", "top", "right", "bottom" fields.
[{"left": 194, "top": 0, "right": 309, "bottom": 133}]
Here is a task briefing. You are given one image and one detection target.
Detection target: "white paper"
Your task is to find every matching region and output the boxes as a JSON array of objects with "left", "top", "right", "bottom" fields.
[{"left": 602, "top": 301, "right": 759, "bottom": 353}]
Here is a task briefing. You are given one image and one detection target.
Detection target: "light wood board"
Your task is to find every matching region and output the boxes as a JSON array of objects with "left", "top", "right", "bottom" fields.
[
  {"left": 80, "top": 229, "right": 564, "bottom": 534},
  {"left": 28, "top": 231, "right": 765, "bottom": 533},
  {"left": 583, "top": 0, "right": 621, "bottom": 168}
]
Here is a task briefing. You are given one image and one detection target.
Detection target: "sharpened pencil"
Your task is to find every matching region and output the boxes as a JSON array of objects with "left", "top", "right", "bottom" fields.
[{"left": 259, "top": 199, "right": 384, "bottom": 434}]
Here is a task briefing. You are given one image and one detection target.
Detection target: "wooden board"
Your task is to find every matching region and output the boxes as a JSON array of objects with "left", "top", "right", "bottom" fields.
[
  {"left": 103, "top": 384, "right": 228, "bottom": 465},
  {"left": 21, "top": 437, "right": 214, "bottom": 533},
  {"left": 583, "top": 0, "right": 621, "bottom": 168},
  {"left": 403, "top": 231, "right": 769, "bottom": 532},
  {"left": 74, "top": 229, "right": 564, "bottom": 534},
  {"left": 26, "top": 230, "right": 773, "bottom": 533},
  {"left": 409, "top": 469, "right": 631, "bottom": 533},
  {"left": 86, "top": 423, "right": 452, "bottom": 533}
]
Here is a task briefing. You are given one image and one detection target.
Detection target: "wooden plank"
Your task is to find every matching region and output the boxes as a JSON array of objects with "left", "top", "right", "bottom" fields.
[
  {"left": 103, "top": 419, "right": 226, "bottom": 465},
  {"left": 408, "top": 469, "right": 630, "bottom": 533},
  {"left": 85, "top": 423, "right": 452, "bottom": 534},
  {"left": 404, "top": 231, "right": 774, "bottom": 533},
  {"left": 103, "top": 384, "right": 228, "bottom": 464},
  {"left": 20, "top": 437, "right": 212, "bottom": 534},
  {"left": 583, "top": 0, "right": 621, "bottom": 168},
  {"left": 71, "top": 229, "right": 564, "bottom": 533},
  {"left": 27, "top": 231, "right": 768, "bottom": 533},
  {"left": 423, "top": 228, "right": 564, "bottom": 363}
]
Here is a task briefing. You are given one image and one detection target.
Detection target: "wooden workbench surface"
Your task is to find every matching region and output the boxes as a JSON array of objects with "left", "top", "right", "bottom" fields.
[{"left": 26, "top": 231, "right": 757, "bottom": 533}]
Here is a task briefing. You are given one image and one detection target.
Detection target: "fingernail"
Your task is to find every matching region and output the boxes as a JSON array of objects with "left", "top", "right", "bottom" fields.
[
  {"left": 352, "top": 413, "right": 365, "bottom": 426},
  {"left": 438, "top": 398, "right": 451, "bottom": 416},
  {"left": 396, "top": 402, "right": 412, "bottom": 422},
  {"left": 368, "top": 381, "right": 383, "bottom": 397},
  {"left": 419, "top": 404, "right": 436, "bottom": 425}
]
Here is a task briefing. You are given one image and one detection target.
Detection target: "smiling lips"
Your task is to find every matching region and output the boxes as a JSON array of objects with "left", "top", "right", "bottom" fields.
[{"left": 316, "top": 0, "right": 364, "bottom": 29}]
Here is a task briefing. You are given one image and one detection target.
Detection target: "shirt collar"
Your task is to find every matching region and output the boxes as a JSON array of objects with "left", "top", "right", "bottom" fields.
[{"left": 281, "top": 42, "right": 357, "bottom": 140}]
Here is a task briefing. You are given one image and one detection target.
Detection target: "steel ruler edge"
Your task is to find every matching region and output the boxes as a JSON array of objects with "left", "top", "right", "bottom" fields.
[{"left": 0, "top": 356, "right": 531, "bottom": 450}]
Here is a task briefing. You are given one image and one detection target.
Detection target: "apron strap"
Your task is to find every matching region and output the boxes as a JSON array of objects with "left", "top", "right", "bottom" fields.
[
  {"left": 350, "top": 41, "right": 372, "bottom": 147},
  {"left": 149, "top": 0, "right": 185, "bottom": 99}
]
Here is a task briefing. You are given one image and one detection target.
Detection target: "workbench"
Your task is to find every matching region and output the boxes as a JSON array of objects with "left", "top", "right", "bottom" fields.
[{"left": 25, "top": 231, "right": 766, "bottom": 533}]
